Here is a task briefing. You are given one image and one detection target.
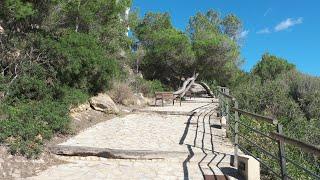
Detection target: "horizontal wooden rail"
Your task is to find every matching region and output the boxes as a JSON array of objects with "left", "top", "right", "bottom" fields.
[
  {"left": 217, "top": 89, "right": 235, "bottom": 100},
  {"left": 231, "top": 107, "right": 278, "bottom": 125},
  {"left": 270, "top": 132, "right": 320, "bottom": 156},
  {"left": 216, "top": 85, "right": 319, "bottom": 179}
]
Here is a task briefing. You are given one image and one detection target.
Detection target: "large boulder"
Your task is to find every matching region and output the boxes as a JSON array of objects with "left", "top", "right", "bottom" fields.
[{"left": 89, "top": 93, "right": 119, "bottom": 114}]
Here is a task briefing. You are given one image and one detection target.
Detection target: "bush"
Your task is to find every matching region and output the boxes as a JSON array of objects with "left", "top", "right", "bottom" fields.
[
  {"left": 57, "top": 86, "right": 89, "bottom": 108},
  {"left": 252, "top": 53, "right": 295, "bottom": 82},
  {"left": 0, "top": 0, "right": 131, "bottom": 160},
  {"left": 108, "top": 81, "right": 135, "bottom": 105},
  {"left": 0, "top": 100, "right": 70, "bottom": 158},
  {"left": 231, "top": 69, "right": 320, "bottom": 178},
  {"left": 43, "top": 31, "right": 121, "bottom": 94},
  {"left": 5, "top": 63, "right": 57, "bottom": 103},
  {"left": 132, "top": 78, "right": 165, "bottom": 97}
]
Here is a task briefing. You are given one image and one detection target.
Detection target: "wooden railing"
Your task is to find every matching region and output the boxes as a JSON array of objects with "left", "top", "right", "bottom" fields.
[{"left": 216, "top": 86, "right": 320, "bottom": 180}]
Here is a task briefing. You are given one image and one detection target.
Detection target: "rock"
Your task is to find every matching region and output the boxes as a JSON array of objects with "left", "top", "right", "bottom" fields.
[
  {"left": 133, "top": 93, "right": 151, "bottom": 106},
  {"left": 121, "top": 109, "right": 131, "bottom": 113},
  {"left": 69, "top": 102, "right": 91, "bottom": 113},
  {"left": 122, "top": 98, "right": 134, "bottom": 106},
  {"left": 35, "top": 134, "right": 43, "bottom": 141},
  {"left": 89, "top": 93, "right": 119, "bottom": 114}
]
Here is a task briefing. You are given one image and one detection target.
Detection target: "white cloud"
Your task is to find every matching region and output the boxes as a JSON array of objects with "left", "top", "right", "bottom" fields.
[
  {"left": 238, "top": 30, "right": 249, "bottom": 38},
  {"left": 274, "top": 17, "right": 303, "bottom": 32},
  {"left": 257, "top": 28, "right": 270, "bottom": 34}
]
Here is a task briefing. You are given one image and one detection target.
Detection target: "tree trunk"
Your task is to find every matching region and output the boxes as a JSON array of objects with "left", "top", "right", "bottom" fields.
[
  {"left": 199, "top": 82, "right": 214, "bottom": 97},
  {"left": 173, "top": 73, "right": 198, "bottom": 98}
]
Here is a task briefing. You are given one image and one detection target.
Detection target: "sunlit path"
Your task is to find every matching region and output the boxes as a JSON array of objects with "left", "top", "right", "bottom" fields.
[{"left": 27, "top": 98, "right": 241, "bottom": 180}]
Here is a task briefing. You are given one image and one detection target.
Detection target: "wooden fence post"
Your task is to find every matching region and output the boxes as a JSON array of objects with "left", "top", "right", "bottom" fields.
[
  {"left": 277, "top": 124, "right": 288, "bottom": 180},
  {"left": 234, "top": 100, "right": 239, "bottom": 168}
]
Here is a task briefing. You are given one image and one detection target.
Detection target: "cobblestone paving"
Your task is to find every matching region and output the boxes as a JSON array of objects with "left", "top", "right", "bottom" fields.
[{"left": 26, "top": 98, "right": 240, "bottom": 180}]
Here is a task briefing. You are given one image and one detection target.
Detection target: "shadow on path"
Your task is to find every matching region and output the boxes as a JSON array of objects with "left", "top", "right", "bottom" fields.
[
  {"left": 180, "top": 102, "right": 241, "bottom": 180},
  {"left": 181, "top": 104, "right": 212, "bottom": 179}
]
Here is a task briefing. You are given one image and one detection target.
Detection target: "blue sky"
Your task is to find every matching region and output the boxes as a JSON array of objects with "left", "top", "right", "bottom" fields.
[{"left": 132, "top": 0, "right": 320, "bottom": 76}]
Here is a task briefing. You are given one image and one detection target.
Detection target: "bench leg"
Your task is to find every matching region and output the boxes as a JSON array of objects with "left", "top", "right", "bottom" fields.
[
  {"left": 180, "top": 97, "right": 182, "bottom": 106},
  {"left": 162, "top": 98, "right": 164, "bottom": 107}
]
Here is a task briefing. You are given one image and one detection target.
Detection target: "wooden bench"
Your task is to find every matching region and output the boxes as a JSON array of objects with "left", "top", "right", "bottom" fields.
[
  {"left": 155, "top": 92, "right": 176, "bottom": 106},
  {"left": 185, "top": 91, "right": 193, "bottom": 99}
]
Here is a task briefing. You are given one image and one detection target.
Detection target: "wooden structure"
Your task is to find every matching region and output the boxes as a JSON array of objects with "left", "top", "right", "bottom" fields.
[
  {"left": 217, "top": 86, "right": 320, "bottom": 179},
  {"left": 173, "top": 73, "right": 198, "bottom": 98},
  {"left": 185, "top": 91, "right": 193, "bottom": 99},
  {"left": 154, "top": 92, "right": 176, "bottom": 106}
]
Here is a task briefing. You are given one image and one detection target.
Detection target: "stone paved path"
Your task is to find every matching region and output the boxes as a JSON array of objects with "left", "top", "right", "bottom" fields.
[{"left": 26, "top": 98, "right": 240, "bottom": 180}]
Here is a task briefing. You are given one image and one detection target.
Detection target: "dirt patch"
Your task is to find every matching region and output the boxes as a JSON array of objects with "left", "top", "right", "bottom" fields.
[{"left": 0, "top": 146, "right": 63, "bottom": 179}]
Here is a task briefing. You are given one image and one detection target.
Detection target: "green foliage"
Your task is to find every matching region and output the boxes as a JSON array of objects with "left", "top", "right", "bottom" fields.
[
  {"left": 221, "top": 14, "right": 242, "bottom": 40},
  {"left": 231, "top": 53, "right": 320, "bottom": 178},
  {"left": 252, "top": 53, "right": 296, "bottom": 82},
  {"left": 133, "top": 12, "right": 173, "bottom": 44},
  {"left": 140, "top": 28, "right": 195, "bottom": 87},
  {"left": 52, "top": 0, "right": 132, "bottom": 57},
  {"left": 0, "top": 100, "right": 70, "bottom": 158},
  {"left": 47, "top": 31, "right": 120, "bottom": 94},
  {"left": 0, "top": 0, "right": 131, "bottom": 158},
  {"left": 193, "top": 33, "right": 240, "bottom": 85},
  {"left": 187, "top": 9, "right": 221, "bottom": 41},
  {"left": 186, "top": 9, "right": 242, "bottom": 86},
  {"left": 132, "top": 9, "right": 242, "bottom": 89},
  {"left": 2, "top": 0, "right": 35, "bottom": 20},
  {"left": 58, "top": 86, "right": 89, "bottom": 108},
  {"left": 187, "top": 10, "right": 243, "bottom": 41},
  {"left": 134, "top": 78, "right": 165, "bottom": 96},
  {"left": 6, "top": 64, "right": 56, "bottom": 103},
  {"left": 286, "top": 71, "right": 320, "bottom": 120}
]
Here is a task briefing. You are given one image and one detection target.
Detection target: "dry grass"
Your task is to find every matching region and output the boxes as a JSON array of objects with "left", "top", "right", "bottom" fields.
[{"left": 108, "top": 81, "right": 135, "bottom": 105}]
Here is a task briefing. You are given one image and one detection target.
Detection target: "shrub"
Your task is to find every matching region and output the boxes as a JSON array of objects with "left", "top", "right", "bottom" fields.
[
  {"left": 108, "top": 81, "right": 135, "bottom": 105},
  {"left": 5, "top": 63, "right": 57, "bottom": 103},
  {"left": 231, "top": 70, "right": 320, "bottom": 178},
  {"left": 0, "top": 100, "right": 70, "bottom": 158},
  {"left": 0, "top": 0, "right": 131, "bottom": 159},
  {"left": 57, "top": 86, "right": 89, "bottom": 108},
  {"left": 252, "top": 53, "right": 295, "bottom": 82},
  {"left": 43, "top": 31, "right": 121, "bottom": 94},
  {"left": 132, "top": 78, "right": 165, "bottom": 97}
]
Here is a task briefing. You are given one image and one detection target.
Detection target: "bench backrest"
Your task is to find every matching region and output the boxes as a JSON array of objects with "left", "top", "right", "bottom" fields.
[{"left": 155, "top": 92, "right": 174, "bottom": 99}]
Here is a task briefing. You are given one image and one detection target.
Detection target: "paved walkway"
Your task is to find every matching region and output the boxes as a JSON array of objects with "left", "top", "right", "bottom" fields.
[{"left": 26, "top": 98, "right": 240, "bottom": 180}]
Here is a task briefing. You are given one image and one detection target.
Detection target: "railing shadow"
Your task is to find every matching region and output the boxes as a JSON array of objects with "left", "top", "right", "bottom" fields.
[
  {"left": 180, "top": 103, "right": 212, "bottom": 179},
  {"left": 180, "top": 102, "right": 241, "bottom": 180},
  {"left": 198, "top": 109, "right": 216, "bottom": 178}
]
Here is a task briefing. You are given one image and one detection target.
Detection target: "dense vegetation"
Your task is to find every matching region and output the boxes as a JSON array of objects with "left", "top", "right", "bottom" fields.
[
  {"left": 131, "top": 10, "right": 242, "bottom": 88},
  {"left": 232, "top": 54, "right": 320, "bottom": 179},
  {"left": 0, "top": 1, "right": 318, "bottom": 178},
  {"left": 0, "top": 0, "right": 133, "bottom": 158}
]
